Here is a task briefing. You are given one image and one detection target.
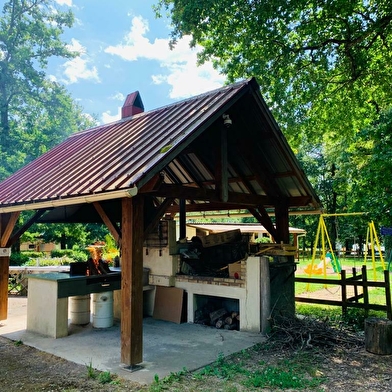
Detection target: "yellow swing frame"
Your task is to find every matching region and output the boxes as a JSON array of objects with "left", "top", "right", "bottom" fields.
[
  {"left": 365, "top": 220, "right": 386, "bottom": 280},
  {"left": 306, "top": 213, "right": 385, "bottom": 285}
]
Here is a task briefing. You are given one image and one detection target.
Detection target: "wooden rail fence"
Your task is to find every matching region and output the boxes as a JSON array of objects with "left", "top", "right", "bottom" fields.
[{"left": 295, "top": 265, "right": 392, "bottom": 320}]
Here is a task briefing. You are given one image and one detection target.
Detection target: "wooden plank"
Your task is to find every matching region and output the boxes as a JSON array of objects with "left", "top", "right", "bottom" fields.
[
  {"left": 121, "top": 196, "right": 144, "bottom": 367},
  {"left": 295, "top": 276, "right": 387, "bottom": 288},
  {"left": 199, "top": 229, "right": 241, "bottom": 248},
  {"left": 295, "top": 297, "right": 388, "bottom": 311},
  {"left": 153, "top": 286, "right": 184, "bottom": 324}
]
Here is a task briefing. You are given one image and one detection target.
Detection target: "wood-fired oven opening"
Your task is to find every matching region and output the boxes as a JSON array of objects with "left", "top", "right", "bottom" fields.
[{"left": 193, "top": 294, "right": 240, "bottom": 330}]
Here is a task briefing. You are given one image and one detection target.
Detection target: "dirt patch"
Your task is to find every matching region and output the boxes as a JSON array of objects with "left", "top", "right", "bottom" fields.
[
  {"left": 1, "top": 328, "right": 392, "bottom": 391},
  {"left": 0, "top": 336, "right": 146, "bottom": 392}
]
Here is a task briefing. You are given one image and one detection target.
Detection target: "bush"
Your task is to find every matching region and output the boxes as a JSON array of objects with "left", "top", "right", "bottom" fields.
[
  {"left": 50, "top": 249, "right": 74, "bottom": 258},
  {"left": 24, "top": 257, "right": 75, "bottom": 266},
  {"left": 10, "top": 252, "right": 30, "bottom": 266},
  {"left": 22, "top": 251, "right": 45, "bottom": 258},
  {"left": 10, "top": 251, "right": 45, "bottom": 266},
  {"left": 51, "top": 249, "right": 88, "bottom": 262},
  {"left": 254, "top": 236, "right": 272, "bottom": 243}
]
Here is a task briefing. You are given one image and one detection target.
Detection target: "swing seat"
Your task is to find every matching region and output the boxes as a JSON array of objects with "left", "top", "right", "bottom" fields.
[{"left": 304, "top": 264, "right": 323, "bottom": 275}]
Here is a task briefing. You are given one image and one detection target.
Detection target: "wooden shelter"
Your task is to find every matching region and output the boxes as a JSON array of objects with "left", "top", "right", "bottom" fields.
[{"left": 0, "top": 78, "right": 321, "bottom": 367}]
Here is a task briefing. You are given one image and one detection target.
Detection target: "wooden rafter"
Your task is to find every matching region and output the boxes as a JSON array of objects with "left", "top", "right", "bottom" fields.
[
  {"left": 93, "top": 202, "right": 122, "bottom": 246},
  {"left": 8, "top": 210, "right": 47, "bottom": 247},
  {"left": 144, "top": 197, "right": 174, "bottom": 237},
  {"left": 1, "top": 212, "right": 20, "bottom": 247},
  {"left": 248, "top": 206, "right": 279, "bottom": 241},
  {"left": 145, "top": 184, "right": 271, "bottom": 206}
]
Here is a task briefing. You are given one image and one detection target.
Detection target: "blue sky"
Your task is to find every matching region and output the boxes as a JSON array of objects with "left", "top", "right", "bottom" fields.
[{"left": 46, "top": 0, "right": 226, "bottom": 124}]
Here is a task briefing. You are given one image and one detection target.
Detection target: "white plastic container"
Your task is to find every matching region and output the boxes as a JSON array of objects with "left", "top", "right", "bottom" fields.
[
  {"left": 92, "top": 291, "right": 113, "bottom": 328},
  {"left": 69, "top": 295, "right": 91, "bottom": 325}
]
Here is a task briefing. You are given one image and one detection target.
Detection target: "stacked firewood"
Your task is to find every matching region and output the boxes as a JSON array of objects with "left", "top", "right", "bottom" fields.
[{"left": 194, "top": 304, "right": 240, "bottom": 330}]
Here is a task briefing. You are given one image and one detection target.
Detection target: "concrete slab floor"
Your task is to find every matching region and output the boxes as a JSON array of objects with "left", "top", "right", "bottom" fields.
[{"left": 1, "top": 297, "right": 266, "bottom": 385}]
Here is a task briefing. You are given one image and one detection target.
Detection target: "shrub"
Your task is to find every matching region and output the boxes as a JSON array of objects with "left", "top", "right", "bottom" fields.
[
  {"left": 50, "top": 249, "right": 75, "bottom": 258},
  {"left": 10, "top": 252, "right": 30, "bottom": 266},
  {"left": 24, "top": 257, "right": 74, "bottom": 266},
  {"left": 51, "top": 249, "right": 88, "bottom": 262},
  {"left": 10, "top": 251, "right": 45, "bottom": 266}
]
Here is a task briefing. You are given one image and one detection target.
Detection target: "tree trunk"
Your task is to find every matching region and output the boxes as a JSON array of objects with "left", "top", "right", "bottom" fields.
[
  {"left": 60, "top": 233, "right": 66, "bottom": 249},
  {"left": 365, "top": 317, "right": 392, "bottom": 355}
]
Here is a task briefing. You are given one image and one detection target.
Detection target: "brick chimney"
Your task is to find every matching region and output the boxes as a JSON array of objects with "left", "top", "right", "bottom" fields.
[{"left": 121, "top": 91, "right": 144, "bottom": 119}]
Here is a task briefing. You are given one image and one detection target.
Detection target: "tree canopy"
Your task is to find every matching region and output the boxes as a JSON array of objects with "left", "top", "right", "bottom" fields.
[
  {"left": 0, "top": 0, "right": 99, "bottom": 251},
  {"left": 156, "top": 0, "right": 392, "bottom": 144},
  {"left": 155, "top": 1, "right": 392, "bottom": 248},
  {"left": 0, "top": 0, "right": 95, "bottom": 179}
]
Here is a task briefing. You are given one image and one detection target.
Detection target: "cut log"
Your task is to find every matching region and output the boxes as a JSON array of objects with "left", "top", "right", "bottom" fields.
[
  {"left": 365, "top": 317, "right": 392, "bottom": 355},
  {"left": 215, "top": 319, "right": 224, "bottom": 329},
  {"left": 225, "top": 316, "right": 233, "bottom": 325},
  {"left": 209, "top": 308, "right": 227, "bottom": 324}
]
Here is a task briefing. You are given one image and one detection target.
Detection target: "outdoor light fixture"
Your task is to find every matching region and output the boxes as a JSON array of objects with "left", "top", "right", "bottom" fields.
[{"left": 222, "top": 114, "right": 232, "bottom": 128}]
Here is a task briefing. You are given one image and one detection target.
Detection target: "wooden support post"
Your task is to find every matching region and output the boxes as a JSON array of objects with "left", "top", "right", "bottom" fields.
[
  {"left": 341, "top": 270, "right": 347, "bottom": 316},
  {"left": 353, "top": 267, "right": 358, "bottom": 302},
  {"left": 274, "top": 201, "right": 290, "bottom": 244},
  {"left": 362, "top": 265, "right": 369, "bottom": 318},
  {"left": 260, "top": 257, "right": 271, "bottom": 335},
  {"left": 179, "top": 199, "right": 186, "bottom": 240},
  {"left": 384, "top": 270, "right": 392, "bottom": 320},
  {"left": 0, "top": 212, "right": 20, "bottom": 320},
  {"left": 121, "top": 196, "right": 144, "bottom": 367},
  {"left": 220, "top": 127, "right": 228, "bottom": 202},
  {"left": 0, "top": 256, "right": 9, "bottom": 320}
]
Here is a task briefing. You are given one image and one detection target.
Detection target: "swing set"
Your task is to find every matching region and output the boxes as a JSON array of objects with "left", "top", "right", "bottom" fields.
[{"left": 305, "top": 212, "right": 386, "bottom": 281}]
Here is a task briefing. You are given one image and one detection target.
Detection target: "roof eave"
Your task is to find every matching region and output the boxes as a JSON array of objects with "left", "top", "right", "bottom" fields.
[{"left": 0, "top": 187, "right": 138, "bottom": 214}]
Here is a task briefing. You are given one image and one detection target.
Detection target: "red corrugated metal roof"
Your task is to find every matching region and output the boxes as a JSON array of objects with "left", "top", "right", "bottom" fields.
[{"left": 0, "top": 78, "right": 321, "bottom": 214}]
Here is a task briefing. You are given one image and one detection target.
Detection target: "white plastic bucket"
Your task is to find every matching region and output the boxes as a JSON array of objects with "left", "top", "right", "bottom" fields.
[
  {"left": 92, "top": 291, "right": 113, "bottom": 328},
  {"left": 69, "top": 295, "right": 91, "bottom": 325}
]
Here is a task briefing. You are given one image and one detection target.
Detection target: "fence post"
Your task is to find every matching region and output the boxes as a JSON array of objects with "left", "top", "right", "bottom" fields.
[
  {"left": 341, "top": 269, "right": 347, "bottom": 316},
  {"left": 352, "top": 267, "right": 358, "bottom": 302},
  {"left": 384, "top": 269, "right": 391, "bottom": 320},
  {"left": 362, "top": 265, "right": 369, "bottom": 318}
]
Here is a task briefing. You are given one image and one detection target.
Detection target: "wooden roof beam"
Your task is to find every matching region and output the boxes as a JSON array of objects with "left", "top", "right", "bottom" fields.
[{"left": 145, "top": 184, "right": 272, "bottom": 206}]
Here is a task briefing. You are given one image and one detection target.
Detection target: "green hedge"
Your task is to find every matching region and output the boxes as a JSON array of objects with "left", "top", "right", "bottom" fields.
[
  {"left": 50, "top": 249, "right": 89, "bottom": 262},
  {"left": 10, "top": 252, "right": 30, "bottom": 266},
  {"left": 10, "top": 249, "right": 89, "bottom": 266}
]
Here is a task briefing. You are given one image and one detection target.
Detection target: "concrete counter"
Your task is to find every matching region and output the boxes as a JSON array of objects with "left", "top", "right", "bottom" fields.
[{"left": 26, "top": 272, "right": 121, "bottom": 338}]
